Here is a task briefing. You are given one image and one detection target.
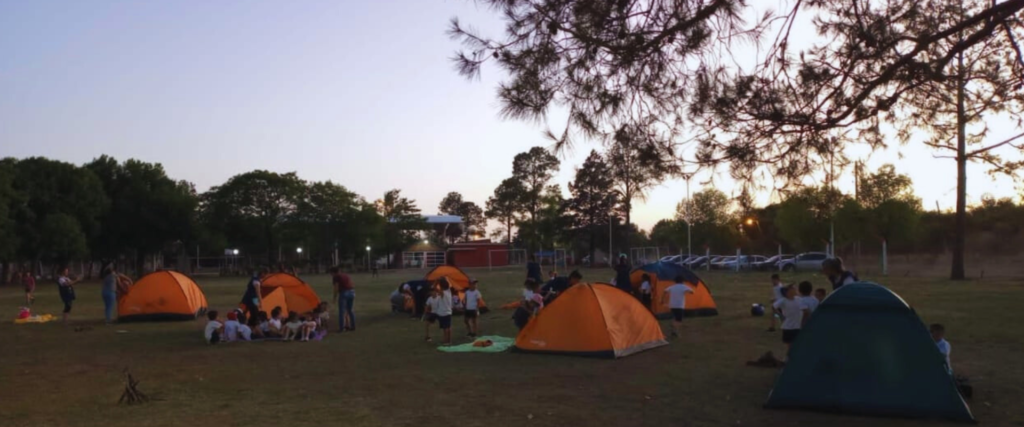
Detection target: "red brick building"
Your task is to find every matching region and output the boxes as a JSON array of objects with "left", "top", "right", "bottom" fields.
[{"left": 447, "top": 241, "right": 514, "bottom": 268}]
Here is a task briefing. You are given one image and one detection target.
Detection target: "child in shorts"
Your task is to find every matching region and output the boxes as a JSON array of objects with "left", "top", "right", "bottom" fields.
[
  {"left": 436, "top": 279, "right": 454, "bottom": 346},
  {"left": 463, "top": 280, "right": 483, "bottom": 338},
  {"left": 773, "top": 285, "right": 811, "bottom": 358},
  {"left": 639, "top": 273, "right": 653, "bottom": 311},
  {"left": 423, "top": 288, "right": 440, "bottom": 342}
]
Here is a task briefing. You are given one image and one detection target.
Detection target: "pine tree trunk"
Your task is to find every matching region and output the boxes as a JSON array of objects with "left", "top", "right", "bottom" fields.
[
  {"left": 951, "top": 50, "right": 967, "bottom": 281},
  {"left": 624, "top": 197, "right": 632, "bottom": 260},
  {"left": 588, "top": 217, "right": 596, "bottom": 266}
]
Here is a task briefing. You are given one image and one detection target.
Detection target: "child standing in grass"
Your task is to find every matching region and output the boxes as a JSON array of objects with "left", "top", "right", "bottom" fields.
[
  {"left": 57, "top": 267, "right": 79, "bottom": 324},
  {"left": 798, "top": 281, "right": 819, "bottom": 313},
  {"left": 435, "top": 279, "right": 454, "bottom": 346},
  {"left": 931, "top": 324, "right": 953, "bottom": 374},
  {"left": 423, "top": 288, "right": 440, "bottom": 342},
  {"left": 639, "top": 273, "right": 653, "bottom": 311},
  {"left": 22, "top": 272, "right": 36, "bottom": 307},
  {"left": 204, "top": 310, "right": 223, "bottom": 344},
  {"left": 773, "top": 285, "right": 811, "bottom": 358},
  {"left": 463, "top": 280, "right": 482, "bottom": 338},
  {"left": 662, "top": 276, "right": 694, "bottom": 339}
]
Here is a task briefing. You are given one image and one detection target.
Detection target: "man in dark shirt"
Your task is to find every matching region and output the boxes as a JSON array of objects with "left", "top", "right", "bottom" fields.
[
  {"left": 541, "top": 270, "right": 583, "bottom": 304},
  {"left": 332, "top": 267, "right": 355, "bottom": 331},
  {"left": 526, "top": 256, "right": 543, "bottom": 284},
  {"left": 614, "top": 255, "right": 633, "bottom": 293}
]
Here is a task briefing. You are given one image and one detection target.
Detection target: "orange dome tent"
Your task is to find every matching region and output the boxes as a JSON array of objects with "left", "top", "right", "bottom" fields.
[
  {"left": 630, "top": 262, "right": 717, "bottom": 318},
  {"left": 424, "top": 265, "right": 487, "bottom": 312},
  {"left": 259, "top": 273, "right": 321, "bottom": 315},
  {"left": 513, "top": 283, "right": 667, "bottom": 358},
  {"left": 260, "top": 287, "right": 290, "bottom": 315},
  {"left": 118, "top": 271, "right": 208, "bottom": 321},
  {"left": 425, "top": 265, "right": 470, "bottom": 291}
]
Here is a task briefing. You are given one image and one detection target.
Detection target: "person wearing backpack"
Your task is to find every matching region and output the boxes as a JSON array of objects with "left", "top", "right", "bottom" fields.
[{"left": 822, "top": 257, "right": 857, "bottom": 290}]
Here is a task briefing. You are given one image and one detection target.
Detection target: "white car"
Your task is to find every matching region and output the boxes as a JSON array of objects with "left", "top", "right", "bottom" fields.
[{"left": 778, "top": 252, "right": 829, "bottom": 272}]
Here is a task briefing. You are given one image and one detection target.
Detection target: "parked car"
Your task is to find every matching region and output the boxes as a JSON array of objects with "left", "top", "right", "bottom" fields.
[
  {"left": 660, "top": 255, "right": 682, "bottom": 264},
  {"left": 718, "top": 255, "right": 768, "bottom": 271},
  {"left": 754, "top": 254, "right": 792, "bottom": 271},
  {"left": 685, "top": 256, "right": 710, "bottom": 269},
  {"left": 778, "top": 252, "right": 829, "bottom": 272},
  {"left": 711, "top": 256, "right": 737, "bottom": 270}
]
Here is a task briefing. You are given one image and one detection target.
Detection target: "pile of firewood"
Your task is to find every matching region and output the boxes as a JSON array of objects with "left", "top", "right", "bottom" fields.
[{"left": 118, "top": 368, "right": 149, "bottom": 405}]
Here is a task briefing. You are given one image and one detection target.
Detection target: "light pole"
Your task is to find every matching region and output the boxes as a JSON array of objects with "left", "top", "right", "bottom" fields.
[
  {"left": 608, "top": 212, "right": 614, "bottom": 267},
  {"left": 685, "top": 175, "right": 692, "bottom": 258},
  {"left": 366, "top": 246, "right": 371, "bottom": 271}
]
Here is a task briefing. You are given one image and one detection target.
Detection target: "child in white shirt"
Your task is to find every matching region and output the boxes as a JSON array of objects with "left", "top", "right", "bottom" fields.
[
  {"left": 661, "top": 276, "right": 695, "bottom": 338},
  {"left": 463, "top": 280, "right": 483, "bottom": 338},
  {"left": 282, "top": 311, "right": 302, "bottom": 341},
  {"left": 931, "top": 323, "right": 953, "bottom": 374},
  {"left": 435, "top": 279, "right": 454, "bottom": 346},
  {"left": 639, "top": 274, "right": 653, "bottom": 311},
  {"left": 204, "top": 311, "right": 223, "bottom": 344},
  {"left": 798, "top": 281, "right": 819, "bottom": 313},
  {"left": 223, "top": 310, "right": 252, "bottom": 341},
  {"left": 773, "top": 285, "right": 811, "bottom": 357}
]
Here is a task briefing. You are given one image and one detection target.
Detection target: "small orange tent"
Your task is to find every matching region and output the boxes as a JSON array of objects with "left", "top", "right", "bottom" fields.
[
  {"left": 260, "top": 287, "right": 291, "bottom": 315},
  {"left": 259, "top": 273, "right": 321, "bottom": 315},
  {"left": 425, "top": 265, "right": 470, "bottom": 291},
  {"left": 118, "top": 271, "right": 208, "bottom": 321},
  {"left": 424, "top": 265, "right": 487, "bottom": 311},
  {"left": 630, "top": 262, "right": 718, "bottom": 318},
  {"left": 513, "top": 283, "right": 667, "bottom": 358}
]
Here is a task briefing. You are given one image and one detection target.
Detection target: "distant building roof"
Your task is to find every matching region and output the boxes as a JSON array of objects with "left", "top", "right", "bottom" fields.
[
  {"left": 424, "top": 215, "right": 463, "bottom": 224},
  {"left": 388, "top": 215, "right": 463, "bottom": 224}
]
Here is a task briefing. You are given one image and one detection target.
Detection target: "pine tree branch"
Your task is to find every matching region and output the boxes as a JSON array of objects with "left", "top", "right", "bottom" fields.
[{"left": 966, "top": 131, "right": 1024, "bottom": 157}]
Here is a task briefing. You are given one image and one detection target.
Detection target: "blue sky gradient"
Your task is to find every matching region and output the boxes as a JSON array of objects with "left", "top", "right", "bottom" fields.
[{"left": 2, "top": 1, "right": 1020, "bottom": 231}]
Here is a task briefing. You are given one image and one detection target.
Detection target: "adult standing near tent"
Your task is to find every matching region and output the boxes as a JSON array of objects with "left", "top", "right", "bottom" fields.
[
  {"left": 526, "top": 256, "right": 542, "bottom": 284},
  {"left": 822, "top": 258, "right": 857, "bottom": 290},
  {"left": 57, "top": 267, "right": 79, "bottom": 324},
  {"left": 613, "top": 255, "right": 632, "bottom": 293},
  {"left": 101, "top": 264, "right": 120, "bottom": 324},
  {"left": 240, "top": 269, "right": 264, "bottom": 315},
  {"left": 332, "top": 267, "right": 355, "bottom": 332}
]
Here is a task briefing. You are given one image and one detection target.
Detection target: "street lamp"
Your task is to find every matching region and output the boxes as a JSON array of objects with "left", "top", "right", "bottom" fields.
[
  {"left": 232, "top": 249, "right": 239, "bottom": 256},
  {"left": 296, "top": 247, "right": 303, "bottom": 254},
  {"left": 423, "top": 239, "right": 429, "bottom": 245},
  {"left": 365, "top": 246, "right": 371, "bottom": 271}
]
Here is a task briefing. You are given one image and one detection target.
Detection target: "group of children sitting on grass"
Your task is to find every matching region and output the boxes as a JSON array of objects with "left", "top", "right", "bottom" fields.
[
  {"left": 204, "top": 302, "right": 331, "bottom": 344},
  {"left": 420, "top": 278, "right": 484, "bottom": 346}
]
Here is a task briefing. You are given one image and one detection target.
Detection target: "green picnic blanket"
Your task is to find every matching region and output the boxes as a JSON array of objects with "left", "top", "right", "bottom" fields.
[{"left": 437, "top": 335, "right": 515, "bottom": 353}]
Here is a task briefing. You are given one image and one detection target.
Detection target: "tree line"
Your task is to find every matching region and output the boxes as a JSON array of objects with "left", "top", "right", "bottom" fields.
[
  {"left": 450, "top": 0, "right": 1024, "bottom": 279},
  {"left": 2, "top": 153, "right": 1020, "bottom": 282},
  {"left": 484, "top": 151, "right": 1024, "bottom": 263},
  {"left": 0, "top": 156, "right": 432, "bottom": 280}
]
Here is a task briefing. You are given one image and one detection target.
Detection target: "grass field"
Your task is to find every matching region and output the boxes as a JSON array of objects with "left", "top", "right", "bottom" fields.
[{"left": 1, "top": 267, "right": 1022, "bottom": 427}]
